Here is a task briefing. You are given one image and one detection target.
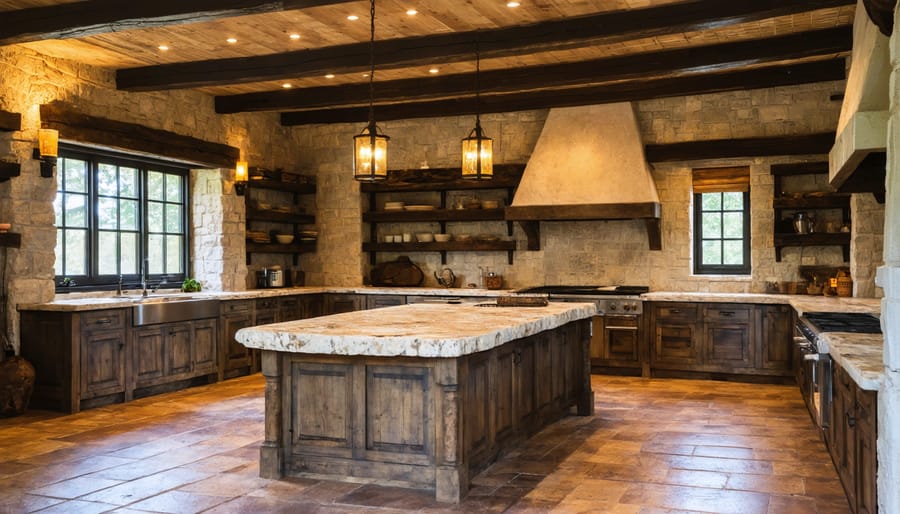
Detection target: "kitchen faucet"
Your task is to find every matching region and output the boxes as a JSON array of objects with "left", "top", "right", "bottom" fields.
[{"left": 141, "top": 258, "right": 149, "bottom": 297}]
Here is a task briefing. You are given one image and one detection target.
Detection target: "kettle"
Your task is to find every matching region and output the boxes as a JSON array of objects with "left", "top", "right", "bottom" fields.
[
  {"left": 434, "top": 267, "right": 456, "bottom": 288},
  {"left": 793, "top": 212, "right": 815, "bottom": 234}
]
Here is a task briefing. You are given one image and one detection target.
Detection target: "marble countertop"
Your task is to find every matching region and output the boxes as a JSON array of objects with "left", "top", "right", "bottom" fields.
[
  {"left": 642, "top": 291, "right": 882, "bottom": 315},
  {"left": 18, "top": 286, "right": 510, "bottom": 312},
  {"left": 236, "top": 301, "right": 597, "bottom": 358},
  {"left": 818, "top": 332, "right": 884, "bottom": 391}
]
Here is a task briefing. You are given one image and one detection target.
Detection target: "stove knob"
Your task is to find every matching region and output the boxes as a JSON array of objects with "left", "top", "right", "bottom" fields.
[
  {"left": 623, "top": 304, "right": 631, "bottom": 312},
  {"left": 610, "top": 304, "right": 617, "bottom": 311}
]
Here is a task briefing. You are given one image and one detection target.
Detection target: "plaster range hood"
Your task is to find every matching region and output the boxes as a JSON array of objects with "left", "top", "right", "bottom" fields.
[
  {"left": 505, "top": 103, "right": 662, "bottom": 250},
  {"left": 829, "top": 1, "right": 888, "bottom": 202}
]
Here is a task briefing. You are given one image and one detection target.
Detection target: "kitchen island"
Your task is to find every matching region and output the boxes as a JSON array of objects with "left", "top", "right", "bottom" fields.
[{"left": 235, "top": 301, "right": 596, "bottom": 502}]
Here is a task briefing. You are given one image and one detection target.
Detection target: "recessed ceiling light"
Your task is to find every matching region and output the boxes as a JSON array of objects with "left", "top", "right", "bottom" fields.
[
  {"left": 226, "top": 37, "right": 238, "bottom": 44},
  {"left": 289, "top": 33, "right": 301, "bottom": 40},
  {"left": 347, "top": 14, "right": 359, "bottom": 21},
  {"left": 282, "top": 83, "right": 293, "bottom": 89},
  {"left": 158, "top": 45, "right": 169, "bottom": 51},
  {"left": 428, "top": 68, "right": 439, "bottom": 74},
  {"left": 507, "top": 1, "right": 520, "bottom": 7},
  {"left": 406, "top": 9, "right": 417, "bottom": 15},
  {"left": 325, "top": 74, "right": 335, "bottom": 79}
]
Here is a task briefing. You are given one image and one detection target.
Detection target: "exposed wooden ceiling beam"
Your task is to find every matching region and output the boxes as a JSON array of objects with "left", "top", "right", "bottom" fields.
[
  {"left": 117, "top": 0, "right": 854, "bottom": 91},
  {"left": 0, "top": 0, "right": 355, "bottom": 46},
  {"left": 645, "top": 133, "right": 836, "bottom": 161},
  {"left": 279, "top": 60, "right": 846, "bottom": 125},
  {"left": 40, "top": 101, "right": 239, "bottom": 168},
  {"left": 216, "top": 26, "right": 851, "bottom": 113}
]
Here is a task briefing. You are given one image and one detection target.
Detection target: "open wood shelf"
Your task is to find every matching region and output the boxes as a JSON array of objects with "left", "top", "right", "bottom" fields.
[
  {"left": 771, "top": 162, "right": 850, "bottom": 262},
  {"left": 0, "top": 161, "right": 21, "bottom": 182},
  {"left": 363, "top": 208, "right": 505, "bottom": 223},
  {"left": 246, "top": 208, "right": 315, "bottom": 225},
  {"left": 244, "top": 172, "right": 317, "bottom": 265},
  {"left": 363, "top": 240, "right": 516, "bottom": 252},
  {"left": 245, "top": 241, "right": 316, "bottom": 254}
]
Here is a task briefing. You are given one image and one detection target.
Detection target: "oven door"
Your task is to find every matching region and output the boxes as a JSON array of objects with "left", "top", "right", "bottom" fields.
[{"left": 795, "top": 335, "right": 831, "bottom": 429}]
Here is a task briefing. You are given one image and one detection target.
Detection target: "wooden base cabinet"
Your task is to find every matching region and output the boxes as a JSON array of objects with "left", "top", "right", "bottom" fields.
[
  {"left": 828, "top": 363, "right": 878, "bottom": 514},
  {"left": 132, "top": 319, "right": 218, "bottom": 392},
  {"left": 260, "top": 319, "right": 592, "bottom": 503},
  {"left": 647, "top": 302, "right": 792, "bottom": 380},
  {"left": 21, "top": 309, "right": 129, "bottom": 413}
]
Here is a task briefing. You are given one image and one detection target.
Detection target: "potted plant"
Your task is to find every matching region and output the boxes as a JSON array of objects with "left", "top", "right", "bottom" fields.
[{"left": 182, "top": 278, "right": 202, "bottom": 293}]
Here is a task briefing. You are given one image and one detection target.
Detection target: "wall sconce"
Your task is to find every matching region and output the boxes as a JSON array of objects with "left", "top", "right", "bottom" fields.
[
  {"left": 33, "top": 128, "right": 58, "bottom": 178},
  {"left": 234, "top": 160, "right": 248, "bottom": 196}
]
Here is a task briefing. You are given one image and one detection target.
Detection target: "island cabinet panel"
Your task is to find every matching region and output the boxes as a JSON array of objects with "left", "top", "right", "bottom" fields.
[
  {"left": 266, "top": 318, "right": 591, "bottom": 503},
  {"left": 290, "top": 362, "right": 354, "bottom": 454},
  {"left": 366, "top": 365, "right": 432, "bottom": 460}
]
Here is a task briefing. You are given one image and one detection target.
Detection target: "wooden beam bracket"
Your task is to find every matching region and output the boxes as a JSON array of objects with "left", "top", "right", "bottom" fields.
[
  {"left": 517, "top": 221, "right": 541, "bottom": 251},
  {"left": 0, "top": 161, "right": 21, "bottom": 182},
  {"left": 0, "top": 110, "right": 21, "bottom": 132}
]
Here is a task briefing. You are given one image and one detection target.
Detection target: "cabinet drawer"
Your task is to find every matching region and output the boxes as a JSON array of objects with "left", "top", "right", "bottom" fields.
[
  {"left": 221, "top": 300, "right": 253, "bottom": 314},
  {"left": 80, "top": 310, "right": 127, "bottom": 332},
  {"left": 257, "top": 298, "right": 279, "bottom": 310},
  {"left": 653, "top": 304, "right": 698, "bottom": 320},
  {"left": 704, "top": 306, "right": 751, "bottom": 322}
]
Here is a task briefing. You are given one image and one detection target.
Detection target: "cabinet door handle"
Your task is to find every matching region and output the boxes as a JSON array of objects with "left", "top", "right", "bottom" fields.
[
  {"left": 719, "top": 311, "right": 735, "bottom": 317},
  {"left": 846, "top": 411, "right": 856, "bottom": 428},
  {"left": 95, "top": 318, "right": 112, "bottom": 324},
  {"left": 669, "top": 309, "right": 680, "bottom": 314}
]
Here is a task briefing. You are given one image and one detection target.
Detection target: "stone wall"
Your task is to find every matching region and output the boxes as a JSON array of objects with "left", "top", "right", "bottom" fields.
[
  {"left": 292, "top": 81, "right": 883, "bottom": 295},
  {"left": 0, "top": 46, "right": 299, "bottom": 351}
]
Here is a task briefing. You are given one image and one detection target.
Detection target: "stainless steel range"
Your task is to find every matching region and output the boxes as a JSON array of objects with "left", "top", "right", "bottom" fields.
[
  {"left": 516, "top": 285, "right": 649, "bottom": 375},
  {"left": 795, "top": 312, "right": 882, "bottom": 430}
]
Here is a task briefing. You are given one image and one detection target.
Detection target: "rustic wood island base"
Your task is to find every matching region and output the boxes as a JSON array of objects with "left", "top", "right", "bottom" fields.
[{"left": 236, "top": 302, "right": 596, "bottom": 502}]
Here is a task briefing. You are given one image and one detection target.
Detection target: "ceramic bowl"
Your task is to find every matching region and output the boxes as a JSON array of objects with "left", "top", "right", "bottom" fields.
[
  {"left": 275, "top": 234, "right": 294, "bottom": 244},
  {"left": 482, "top": 200, "right": 499, "bottom": 209},
  {"left": 416, "top": 232, "right": 434, "bottom": 243},
  {"left": 434, "top": 234, "right": 452, "bottom": 242}
]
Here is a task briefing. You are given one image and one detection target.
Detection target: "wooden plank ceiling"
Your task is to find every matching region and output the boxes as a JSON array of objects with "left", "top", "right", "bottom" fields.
[{"left": 0, "top": 0, "right": 856, "bottom": 125}]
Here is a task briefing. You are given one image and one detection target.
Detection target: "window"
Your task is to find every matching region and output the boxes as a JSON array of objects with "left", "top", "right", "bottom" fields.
[
  {"left": 54, "top": 146, "right": 189, "bottom": 289},
  {"left": 692, "top": 167, "right": 750, "bottom": 275}
]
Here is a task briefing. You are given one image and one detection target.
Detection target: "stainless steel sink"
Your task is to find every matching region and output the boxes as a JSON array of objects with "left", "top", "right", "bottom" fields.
[{"left": 133, "top": 298, "right": 220, "bottom": 326}]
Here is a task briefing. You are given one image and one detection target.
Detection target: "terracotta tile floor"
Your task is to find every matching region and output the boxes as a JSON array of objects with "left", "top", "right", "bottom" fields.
[{"left": 0, "top": 375, "right": 850, "bottom": 513}]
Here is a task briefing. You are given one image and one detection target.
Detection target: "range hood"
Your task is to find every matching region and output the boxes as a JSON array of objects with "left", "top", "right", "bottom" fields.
[
  {"left": 829, "top": 1, "right": 888, "bottom": 202},
  {"left": 505, "top": 103, "right": 662, "bottom": 250}
]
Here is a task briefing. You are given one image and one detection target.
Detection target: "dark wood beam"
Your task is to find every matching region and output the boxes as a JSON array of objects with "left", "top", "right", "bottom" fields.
[
  {"left": 39, "top": 102, "right": 239, "bottom": 168},
  {"left": 0, "top": 110, "right": 21, "bottom": 131},
  {"left": 118, "top": 0, "right": 854, "bottom": 91},
  {"left": 280, "top": 59, "right": 846, "bottom": 125},
  {"left": 0, "top": 0, "right": 355, "bottom": 46},
  {"left": 645, "top": 133, "right": 836, "bottom": 162},
  {"left": 0, "top": 161, "right": 22, "bottom": 182},
  {"left": 217, "top": 26, "right": 851, "bottom": 113}
]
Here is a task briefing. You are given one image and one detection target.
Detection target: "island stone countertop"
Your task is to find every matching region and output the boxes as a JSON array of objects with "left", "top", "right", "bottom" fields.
[{"left": 236, "top": 301, "right": 597, "bottom": 358}]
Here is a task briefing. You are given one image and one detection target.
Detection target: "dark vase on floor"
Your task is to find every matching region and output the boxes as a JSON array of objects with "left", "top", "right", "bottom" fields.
[{"left": 0, "top": 349, "right": 36, "bottom": 417}]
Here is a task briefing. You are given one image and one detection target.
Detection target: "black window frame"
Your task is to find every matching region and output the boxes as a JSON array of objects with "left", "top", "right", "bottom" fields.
[
  {"left": 693, "top": 190, "right": 751, "bottom": 275},
  {"left": 54, "top": 145, "right": 190, "bottom": 292}
]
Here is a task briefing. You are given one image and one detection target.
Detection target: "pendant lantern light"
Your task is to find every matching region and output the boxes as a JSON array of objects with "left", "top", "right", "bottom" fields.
[
  {"left": 461, "top": 39, "right": 492, "bottom": 180},
  {"left": 353, "top": 0, "right": 389, "bottom": 182}
]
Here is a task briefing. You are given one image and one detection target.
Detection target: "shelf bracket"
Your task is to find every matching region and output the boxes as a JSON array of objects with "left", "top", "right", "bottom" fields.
[
  {"left": 518, "top": 221, "right": 540, "bottom": 250},
  {"left": 645, "top": 219, "right": 662, "bottom": 251}
]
